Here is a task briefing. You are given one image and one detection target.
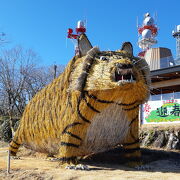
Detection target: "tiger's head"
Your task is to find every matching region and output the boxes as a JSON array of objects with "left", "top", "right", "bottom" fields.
[{"left": 69, "top": 34, "right": 150, "bottom": 104}]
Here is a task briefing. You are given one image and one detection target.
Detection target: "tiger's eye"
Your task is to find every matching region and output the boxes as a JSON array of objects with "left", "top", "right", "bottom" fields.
[{"left": 100, "top": 56, "right": 108, "bottom": 61}]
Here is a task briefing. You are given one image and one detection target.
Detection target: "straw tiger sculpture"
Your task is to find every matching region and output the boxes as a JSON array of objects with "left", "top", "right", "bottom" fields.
[{"left": 9, "top": 34, "right": 150, "bottom": 169}]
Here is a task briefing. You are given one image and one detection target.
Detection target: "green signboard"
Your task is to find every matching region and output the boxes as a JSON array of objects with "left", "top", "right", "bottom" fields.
[{"left": 143, "top": 100, "right": 180, "bottom": 124}]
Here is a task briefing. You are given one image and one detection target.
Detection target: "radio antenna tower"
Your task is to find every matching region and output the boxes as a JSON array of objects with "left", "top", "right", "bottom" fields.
[
  {"left": 67, "top": 20, "right": 86, "bottom": 56},
  {"left": 137, "top": 13, "right": 158, "bottom": 57},
  {"left": 172, "top": 25, "right": 180, "bottom": 65}
]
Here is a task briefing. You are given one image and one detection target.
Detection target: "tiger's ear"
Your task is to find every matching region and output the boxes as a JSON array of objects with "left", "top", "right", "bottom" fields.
[
  {"left": 121, "top": 42, "right": 133, "bottom": 56},
  {"left": 78, "top": 34, "right": 93, "bottom": 57}
]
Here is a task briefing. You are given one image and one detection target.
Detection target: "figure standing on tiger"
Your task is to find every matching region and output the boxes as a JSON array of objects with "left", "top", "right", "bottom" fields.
[{"left": 9, "top": 33, "right": 150, "bottom": 169}]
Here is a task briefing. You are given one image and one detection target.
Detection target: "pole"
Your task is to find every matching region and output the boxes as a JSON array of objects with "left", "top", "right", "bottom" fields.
[
  {"left": 7, "top": 150, "right": 10, "bottom": 174},
  {"left": 54, "top": 64, "right": 57, "bottom": 79}
]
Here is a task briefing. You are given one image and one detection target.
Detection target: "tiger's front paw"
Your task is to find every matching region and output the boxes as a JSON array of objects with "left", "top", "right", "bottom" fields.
[
  {"left": 65, "top": 164, "right": 90, "bottom": 171},
  {"left": 10, "top": 156, "right": 20, "bottom": 160}
]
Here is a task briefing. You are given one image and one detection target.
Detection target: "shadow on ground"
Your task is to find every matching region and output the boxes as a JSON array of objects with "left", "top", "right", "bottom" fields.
[{"left": 81, "top": 147, "right": 180, "bottom": 173}]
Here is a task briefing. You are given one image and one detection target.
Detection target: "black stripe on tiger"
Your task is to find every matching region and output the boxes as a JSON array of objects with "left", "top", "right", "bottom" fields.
[
  {"left": 63, "top": 131, "right": 82, "bottom": 141},
  {"left": 85, "top": 91, "right": 114, "bottom": 104},
  {"left": 10, "top": 151, "right": 17, "bottom": 156},
  {"left": 123, "top": 116, "right": 139, "bottom": 146},
  {"left": 86, "top": 91, "right": 138, "bottom": 107},
  {"left": 122, "top": 104, "right": 139, "bottom": 111},
  {"left": 61, "top": 142, "right": 80, "bottom": 148},
  {"left": 83, "top": 96, "right": 100, "bottom": 113},
  {"left": 77, "top": 97, "right": 91, "bottom": 123},
  {"left": 62, "top": 122, "right": 82, "bottom": 134},
  {"left": 10, "top": 144, "right": 19, "bottom": 150},
  {"left": 129, "top": 115, "right": 139, "bottom": 141},
  {"left": 12, "top": 140, "right": 21, "bottom": 146},
  {"left": 129, "top": 115, "right": 139, "bottom": 126}
]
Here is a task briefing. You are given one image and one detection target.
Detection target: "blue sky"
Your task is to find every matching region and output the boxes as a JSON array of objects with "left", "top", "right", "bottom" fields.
[{"left": 0, "top": 0, "right": 179, "bottom": 66}]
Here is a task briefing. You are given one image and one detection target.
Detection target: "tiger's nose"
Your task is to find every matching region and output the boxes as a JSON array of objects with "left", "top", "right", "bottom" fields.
[{"left": 116, "top": 63, "right": 133, "bottom": 69}]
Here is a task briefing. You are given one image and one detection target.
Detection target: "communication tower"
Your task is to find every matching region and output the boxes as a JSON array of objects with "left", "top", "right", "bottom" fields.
[
  {"left": 172, "top": 25, "right": 180, "bottom": 64},
  {"left": 67, "top": 20, "right": 86, "bottom": 56},
  {"left": 137, "top": 13, "right": 158, "bottom": 57}
]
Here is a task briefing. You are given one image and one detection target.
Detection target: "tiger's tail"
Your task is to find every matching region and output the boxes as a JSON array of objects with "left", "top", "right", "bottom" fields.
[{"left": 9, "top": 133, "right": 21, "bottom": 156}]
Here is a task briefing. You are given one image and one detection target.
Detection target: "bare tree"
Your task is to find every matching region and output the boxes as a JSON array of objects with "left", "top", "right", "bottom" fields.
[
  {"left": 0, "top": 46, "right": 40, "bottom": 116},
  {"left": 0, "top": 46, "right": 65, "bottom": 118},
  {"left": 21, "top": 64, "right": 65, "bottom": 101},
  {"left": 0, "top": 45, "right": 65, "bottom": 140}
]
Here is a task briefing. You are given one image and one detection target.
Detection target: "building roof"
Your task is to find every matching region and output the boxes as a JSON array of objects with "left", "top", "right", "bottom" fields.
[{"left": 150, "top": 65, "right": 180, "bottom": 94}]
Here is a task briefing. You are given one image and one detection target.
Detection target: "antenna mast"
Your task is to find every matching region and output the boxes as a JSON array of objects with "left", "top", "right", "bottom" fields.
[
  {"left": 137, "top": 13, "right": 158, "bottom": 57},
  {"left": 67, "top": 20, "right": 86, "bottom": 56},
  {"left": 172, "top": 25, "right": 180, "bottom": 65}
]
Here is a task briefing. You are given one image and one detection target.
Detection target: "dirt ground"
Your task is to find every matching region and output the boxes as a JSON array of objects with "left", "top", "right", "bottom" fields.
[{"left": 0, "top": 141, "right": 180, "bottom": 180}]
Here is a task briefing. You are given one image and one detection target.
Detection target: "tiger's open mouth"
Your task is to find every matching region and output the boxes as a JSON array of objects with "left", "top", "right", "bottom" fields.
[{"left": 114, "top": 64, "right": 136, "bottom": 83}]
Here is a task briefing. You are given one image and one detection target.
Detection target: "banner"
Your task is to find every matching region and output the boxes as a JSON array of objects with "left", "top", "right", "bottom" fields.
[{"left": 142, "top": 99, "right": 180, "bottom": 124}]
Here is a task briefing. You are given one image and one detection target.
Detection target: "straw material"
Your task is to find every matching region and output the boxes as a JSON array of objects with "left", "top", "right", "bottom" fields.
[{"left": 9, "top": 40, "right": 150, "bottom": 166}]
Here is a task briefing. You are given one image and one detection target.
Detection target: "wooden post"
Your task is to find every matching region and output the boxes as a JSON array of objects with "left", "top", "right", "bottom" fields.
[
  {"left": 7, "top": 150, "right": 10, "bottom": 174},
  {"left": 54, "top": 64, "right": 57, "bottom": 79}
]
